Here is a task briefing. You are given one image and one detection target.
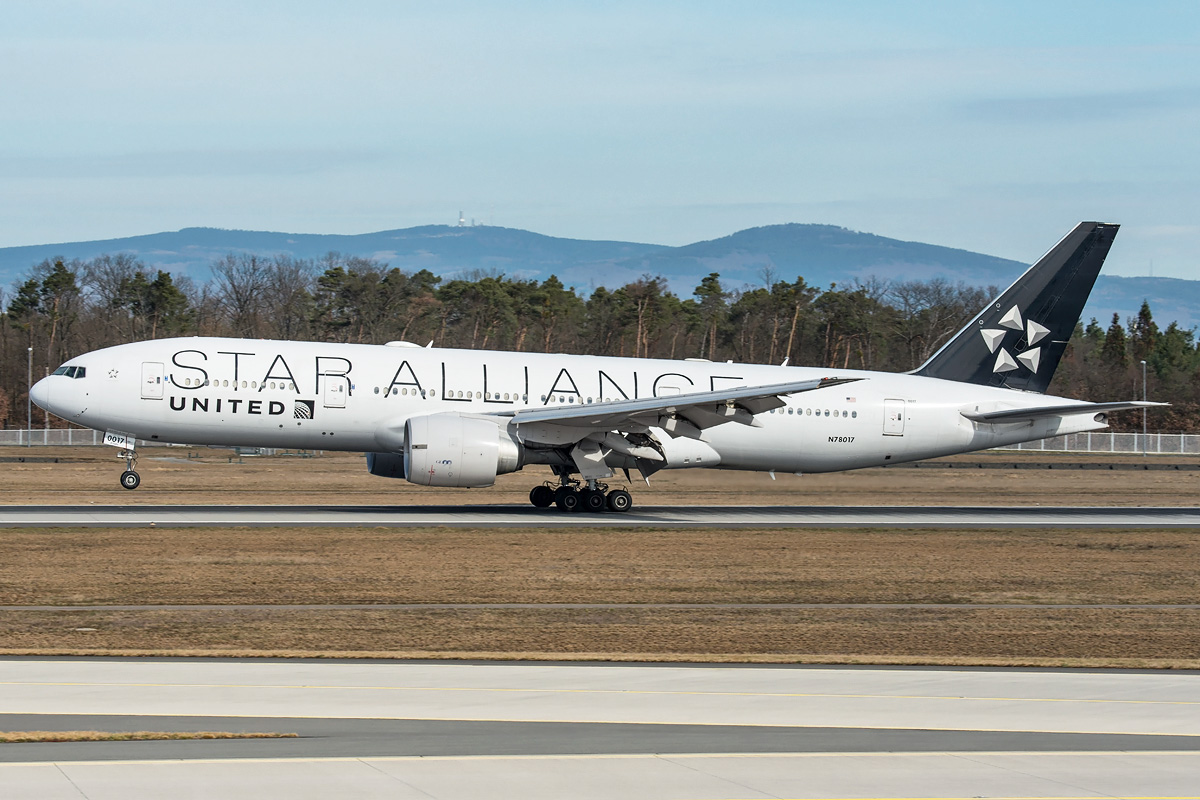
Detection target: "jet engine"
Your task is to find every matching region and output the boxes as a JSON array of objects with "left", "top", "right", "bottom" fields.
[{"left": 401, "top": 413, "right": 523, "bottom": 487}]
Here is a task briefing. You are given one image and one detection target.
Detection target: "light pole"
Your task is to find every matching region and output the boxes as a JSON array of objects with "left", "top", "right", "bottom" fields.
[
  {"left": 1141, "top": 359, "right": 1147, "bottom": 457},
  {"left": 26, "top": 347, "right": 32, "bottom": 447}
]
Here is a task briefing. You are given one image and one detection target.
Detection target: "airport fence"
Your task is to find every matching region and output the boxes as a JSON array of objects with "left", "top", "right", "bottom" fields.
[
  {"left": 2, "top": 428, "right": 112, "bottom": 447},
  {"left": 2, "top": 428, "right": 1198, "bottom": 455},
  {"left": 996, "top": 431, "right": 1200, "bottom": 455}
]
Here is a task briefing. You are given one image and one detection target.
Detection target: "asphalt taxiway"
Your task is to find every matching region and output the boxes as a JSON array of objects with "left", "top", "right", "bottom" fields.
[
  {"left": 2, "top": 503, "right": 1199, "bottom": 527},
  {"left": 1, "top": 659, "right": 1198, "bottom": 798}
]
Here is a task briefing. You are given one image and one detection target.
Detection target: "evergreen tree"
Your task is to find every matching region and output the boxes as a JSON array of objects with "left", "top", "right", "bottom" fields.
[{"left": 1101, "top": 313, "right": 1129, "bottom": 369}]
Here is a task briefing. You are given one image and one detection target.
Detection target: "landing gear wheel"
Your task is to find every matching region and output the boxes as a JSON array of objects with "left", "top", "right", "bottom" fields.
[
  {"left": 606, "top": 489, "right": 632, "bottom": 512},
  {"left": 582, "top": 489, "right": 607, "bottom": 513},
  {"left": 554, "top": 486, "right": 580, "bottom": 512},
  {"left": 120, "top": 470, "right": 141, "bottom": 490},
  {"left": 529, "top": 485, "right": 555, "bottom": 508}
]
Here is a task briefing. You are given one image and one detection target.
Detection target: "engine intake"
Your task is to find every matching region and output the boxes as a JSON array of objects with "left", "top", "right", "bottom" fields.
[{"left": 402, "top": 413, "right": 523, "bottom": 487}]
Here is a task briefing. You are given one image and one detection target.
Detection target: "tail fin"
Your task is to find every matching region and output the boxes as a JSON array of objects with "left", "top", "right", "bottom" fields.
[{"left": 912, "top": 221, "right": 1119, "bottom": 393}]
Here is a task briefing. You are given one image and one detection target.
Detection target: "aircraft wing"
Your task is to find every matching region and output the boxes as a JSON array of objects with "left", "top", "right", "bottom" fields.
[
  {"left": 494, "top": 376, "right": 861, "bottom": 438},
  {"left": 962, "top": 400, "right": 1167, "bottom": 424}
]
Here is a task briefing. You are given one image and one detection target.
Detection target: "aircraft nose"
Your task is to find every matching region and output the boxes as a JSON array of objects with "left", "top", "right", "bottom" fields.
[{"left": 29, "top": 376, "right": 51, "bottom": 411}]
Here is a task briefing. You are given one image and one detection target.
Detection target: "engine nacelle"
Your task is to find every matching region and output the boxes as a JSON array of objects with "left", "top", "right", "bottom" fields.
[{"left": 403, "top": 413, "right": 523, "bottom": 487}]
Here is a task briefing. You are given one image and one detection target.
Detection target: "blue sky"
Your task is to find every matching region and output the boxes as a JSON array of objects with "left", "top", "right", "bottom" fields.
[{"left": 2, "top": 1, "right": 1198, "bottom": 277}]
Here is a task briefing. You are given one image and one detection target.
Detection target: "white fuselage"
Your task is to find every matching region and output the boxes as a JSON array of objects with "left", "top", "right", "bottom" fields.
[{"left": 34, "top": 337, "right": 1107, "bottom": 474}]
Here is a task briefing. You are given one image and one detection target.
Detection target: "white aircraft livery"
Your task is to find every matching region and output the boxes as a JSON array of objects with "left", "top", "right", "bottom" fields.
[{"left": 31, "top": 222, "right": 1161, "bottom": 512}]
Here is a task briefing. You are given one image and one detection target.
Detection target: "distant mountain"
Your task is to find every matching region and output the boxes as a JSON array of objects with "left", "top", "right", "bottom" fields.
[
  {"left": 0, "top": 225, "right": 663, "bottom": 286},
  {"left": 597, "top": 223, "right": 1026, "bottom": 288},
  {"left": 0, "top": 223, "right": 1194, "bottom": 328},
  {"left": 1087, "top": 275, "right": 1200, "bottom": 330}
]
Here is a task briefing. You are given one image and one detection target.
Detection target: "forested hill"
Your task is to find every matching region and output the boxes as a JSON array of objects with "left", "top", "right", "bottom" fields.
[{"left": 1, "top": 223, "right": 1195, "bottom": 326}]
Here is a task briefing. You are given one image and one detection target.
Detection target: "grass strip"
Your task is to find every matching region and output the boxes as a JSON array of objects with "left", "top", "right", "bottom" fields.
[
  {"left": 0, "top": 731, "right": 298, "bottom": 743},
  {"left": 0, "top": 647, "right": 1197, "bottom": 670}
]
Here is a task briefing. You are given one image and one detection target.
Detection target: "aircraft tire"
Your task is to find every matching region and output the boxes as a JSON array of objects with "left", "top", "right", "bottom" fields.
[
  {"left": 606, "top": 489, "right": 632, "bottom": 512},
  {"left": 120, "top": 470, "right": 141, "bottom": 490},
  {"left": 581, "top": 489, "right": 607, "bottom": 513},
  {"left": 529, "top": 485, "right": 555, "bottom": 508},
  {"left": 554, "top": 487, "right": 580, "bottom": 512}
]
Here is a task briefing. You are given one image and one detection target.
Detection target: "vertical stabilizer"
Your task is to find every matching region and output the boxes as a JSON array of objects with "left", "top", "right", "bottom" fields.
[{"left": 913, "top": 222, "right": 1119, "bottom": 393}]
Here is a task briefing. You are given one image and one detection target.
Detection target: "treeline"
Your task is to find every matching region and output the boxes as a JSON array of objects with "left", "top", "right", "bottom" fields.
[{"left": 2, "top": 252, "right": 1197, "bottom": 431}]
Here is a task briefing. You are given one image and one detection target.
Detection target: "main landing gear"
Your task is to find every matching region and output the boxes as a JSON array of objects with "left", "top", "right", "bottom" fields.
[
  {"left": 528, "top": 479, "right": 633, "bottom": 513},
  {"left": 118, "top": 449, "right": 141, "bottom": 490}
]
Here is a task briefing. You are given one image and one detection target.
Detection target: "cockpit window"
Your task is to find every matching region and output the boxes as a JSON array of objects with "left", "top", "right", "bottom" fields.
[
  {"left": 52, "top": 365, "right": 86, "bottom": 378},
  {"left": 53, "top": 366, "right": 69, "bottom": 376},
  {"left": 73, "top": 367, "right": 86, "bottom": 378}
]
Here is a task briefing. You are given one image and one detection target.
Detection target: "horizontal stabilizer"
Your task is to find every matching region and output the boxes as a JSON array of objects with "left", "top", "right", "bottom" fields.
[{"left": 962, "top": 400, "right": 1167, "bottom": 424}]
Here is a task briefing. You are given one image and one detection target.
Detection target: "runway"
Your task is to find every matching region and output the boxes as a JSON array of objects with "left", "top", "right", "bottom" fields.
[
  {"left": 1, "top": 659, "right": 1198, "bottom": 798},
  {"left": 3, "top": 502, "right": 1199, "bottom": 527}
]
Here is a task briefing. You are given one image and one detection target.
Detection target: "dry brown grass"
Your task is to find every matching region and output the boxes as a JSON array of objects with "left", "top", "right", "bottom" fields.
[
  {"left": 3, "top": 446, "right": 1198, "bottom": 666},
  {"left": 3, "top": 446, "right": 1199, "bottom": 506},
  {"left": 0, "top": 526, "right": 1198, "bottom": 666},
  {"left": 2, "top": 606, "right": 1196, "bottom": 664},
  {"left": 1, "top": 527, "right": 1197, "bottom": 606}
]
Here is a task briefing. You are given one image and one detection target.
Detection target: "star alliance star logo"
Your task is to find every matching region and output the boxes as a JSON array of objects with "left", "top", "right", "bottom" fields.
[{"left": 980, "top": 305, "right": 1049, "bottom": 374}]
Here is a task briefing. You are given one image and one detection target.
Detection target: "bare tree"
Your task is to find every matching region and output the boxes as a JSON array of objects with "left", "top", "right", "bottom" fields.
[{"left": 211, "top": 254, "right": 268, "bottom": 337}]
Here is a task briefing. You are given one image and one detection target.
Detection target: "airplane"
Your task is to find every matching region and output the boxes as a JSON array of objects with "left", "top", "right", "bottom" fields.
[{"left": 30, "top": 221, "right": 1163, "bottom": 512}]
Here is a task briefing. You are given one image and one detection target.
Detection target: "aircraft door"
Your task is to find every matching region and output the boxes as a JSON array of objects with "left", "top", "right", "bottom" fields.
[
  {"left": 141, "top": 362, "right": 165, "bottom": 399},
  {"left": 323, "top": 376, "right": 348, "bottom": 408},
  {"left": 883, "top": 398, "right": 905, "bottom": 436}
]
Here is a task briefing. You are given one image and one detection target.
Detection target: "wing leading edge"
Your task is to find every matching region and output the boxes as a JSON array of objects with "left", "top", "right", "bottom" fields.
[{"left": 494, "top": 376, "right": 862, "bottom": 438}]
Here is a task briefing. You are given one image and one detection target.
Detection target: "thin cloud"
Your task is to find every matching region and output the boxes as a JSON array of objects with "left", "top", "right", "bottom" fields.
[
  {"left": 0, "top": 149, "right": 384, "bottom": 180},
  {"left": 961, "top": 87, "right": 1200, "bottom": 123}
]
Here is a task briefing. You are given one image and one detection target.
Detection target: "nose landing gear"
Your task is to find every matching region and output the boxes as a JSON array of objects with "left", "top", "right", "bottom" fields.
[
  {"left": 528, "top": 478, "right": 633, "bottom": 513},
  {"left": 118, "top": 449, "right": 141, "bottom": 490}
]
